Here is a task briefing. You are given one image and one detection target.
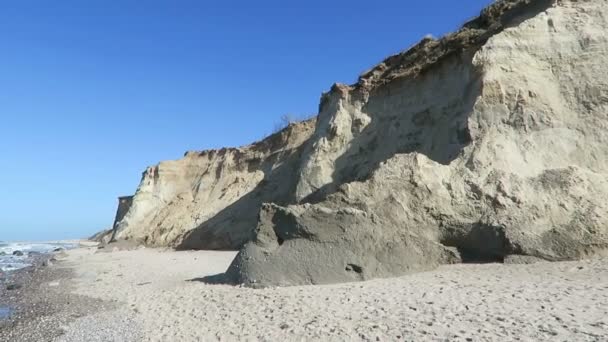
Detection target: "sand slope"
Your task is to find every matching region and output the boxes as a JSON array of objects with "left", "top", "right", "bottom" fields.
[{"left": 58, "top": 248, "right": 608, "bottom": 341}]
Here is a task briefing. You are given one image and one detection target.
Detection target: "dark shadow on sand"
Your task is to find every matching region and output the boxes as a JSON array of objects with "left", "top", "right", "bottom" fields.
[{"left": 186, "top": 273, "right": 235, "bottom": 285}]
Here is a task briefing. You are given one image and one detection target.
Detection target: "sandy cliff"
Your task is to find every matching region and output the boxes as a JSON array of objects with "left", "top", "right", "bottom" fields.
[
  {"left": 226, "top": 0, "right": 608, "bottom": 286},
  {"left": 112, "top": 119, "right": 315, "bottom": 249},
  {"left": 110, "top": 0, "right": 608, "bottom": 286}
]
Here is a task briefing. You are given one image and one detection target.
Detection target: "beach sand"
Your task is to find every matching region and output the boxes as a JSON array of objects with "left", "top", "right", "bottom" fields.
[{"left": 38, "top": 246, "right": 607, "bottom": 341}]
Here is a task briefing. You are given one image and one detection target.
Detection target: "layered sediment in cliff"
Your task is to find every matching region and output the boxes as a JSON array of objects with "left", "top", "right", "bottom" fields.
[
  {"left": 111, "top": 0, "right": 608, "bottom": 286},
  {"left": 112, "top": 119, "right": 316, "bottom": 249}
]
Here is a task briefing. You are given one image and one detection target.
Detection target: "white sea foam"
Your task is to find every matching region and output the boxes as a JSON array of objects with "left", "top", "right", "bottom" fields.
[{"left": 0, "top": 241, "right": 78, "bottom": 272}]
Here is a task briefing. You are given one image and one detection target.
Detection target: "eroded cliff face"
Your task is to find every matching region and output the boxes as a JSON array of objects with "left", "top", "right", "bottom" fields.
[
  {"left": 113, "top": 0, "right": 608, "bottom": 286},
  {"left": 113, "top": 119, "right": 316, "bottom": 249},
  {"left": 226, "top": 0, "right": 608, "bottom": 286}
]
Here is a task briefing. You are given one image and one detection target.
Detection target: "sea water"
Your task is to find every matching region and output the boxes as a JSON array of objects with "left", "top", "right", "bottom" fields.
[
  {"left": 0, "top": 306, "right": 11, "bottom": 319},
  {"left": 0, "top": 241, "right": 78, "bottom": 272},
  {"left": 0, "top": 242, "right": 78, "bottom": 323}
]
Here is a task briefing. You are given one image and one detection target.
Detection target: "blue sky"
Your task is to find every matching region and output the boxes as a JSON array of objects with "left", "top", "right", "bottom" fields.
[{"left": 0, "top": 0, "right": 493, "bottom": 241}]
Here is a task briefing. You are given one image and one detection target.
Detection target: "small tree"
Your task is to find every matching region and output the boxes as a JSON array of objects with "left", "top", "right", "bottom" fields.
[{"left": 273, "top": 113, "right": 297, "bottom": 133}]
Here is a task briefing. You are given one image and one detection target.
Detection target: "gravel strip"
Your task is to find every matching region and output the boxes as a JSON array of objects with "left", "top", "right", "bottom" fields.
[{"left": 0, "top": 253, "right": 124, "bottom": 342}]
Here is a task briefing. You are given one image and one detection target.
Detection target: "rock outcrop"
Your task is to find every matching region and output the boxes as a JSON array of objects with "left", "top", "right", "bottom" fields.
[
  {"left": 113, "top": 0, "right": 608, "bottom": 286},
  {"left": 90, "top": 196, "right": 134, "bottom": 244},
  {"left": 89, "top": 228, "right": 112, "bottom": 243},
  {"left": 108, "top": 196, "right": 133, "bottom": 241}
]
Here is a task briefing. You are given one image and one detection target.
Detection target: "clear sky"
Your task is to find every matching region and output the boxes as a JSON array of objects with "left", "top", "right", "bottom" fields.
[{"left": 0, "top": 0, "right": 493, "bottom": 241}]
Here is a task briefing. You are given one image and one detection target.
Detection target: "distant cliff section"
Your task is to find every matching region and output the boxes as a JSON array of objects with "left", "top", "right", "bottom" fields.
[
  {"left": 103, "top": 0, "right": 608, "bottom": 286},
  {"left": 108, "top": 119, "right": 316, "bottom": 250}
]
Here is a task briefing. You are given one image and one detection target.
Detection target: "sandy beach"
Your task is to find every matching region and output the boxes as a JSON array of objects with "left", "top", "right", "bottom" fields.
[{"left": 5, "top": 245, "right": 598, "bottom": 341}]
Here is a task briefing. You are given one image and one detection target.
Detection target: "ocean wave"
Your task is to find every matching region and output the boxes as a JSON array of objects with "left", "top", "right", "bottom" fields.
[
  {"left": 0, "top": 260, "right": 31, "bottom": 272},
  {"left": 0, "top": 242, "right": 77, "bottom": 273},
  {"left": 0, "top": 242, "right": 77, "bottom": 255}
]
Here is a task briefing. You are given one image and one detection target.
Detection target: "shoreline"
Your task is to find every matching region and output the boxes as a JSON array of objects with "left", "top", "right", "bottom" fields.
[{"left": 0, "top": 247, "right": 118, "bottom": 342}]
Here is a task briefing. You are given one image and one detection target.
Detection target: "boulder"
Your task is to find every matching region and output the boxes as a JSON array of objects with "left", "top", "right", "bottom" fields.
[
  {"left": 6, "top": 284, "right": 22, "bottom": 291},
  {"left": 226, "top": 201, "right": 459, "bottom": 286}
]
